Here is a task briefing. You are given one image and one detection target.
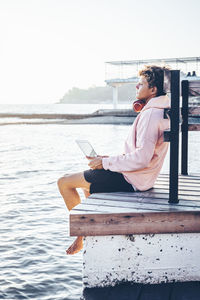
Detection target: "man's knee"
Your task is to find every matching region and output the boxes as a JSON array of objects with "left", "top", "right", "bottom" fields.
[
  {"left": 57, "top": 172, "right": 87, "bottom": 190},
  {"left": 57, "top": 175, "right": 71, "bottom": 190}
]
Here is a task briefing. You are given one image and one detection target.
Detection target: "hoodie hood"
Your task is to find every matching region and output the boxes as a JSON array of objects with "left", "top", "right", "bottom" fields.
[{"left": 141, "top": 94, "right": 170, "bottom": 112}]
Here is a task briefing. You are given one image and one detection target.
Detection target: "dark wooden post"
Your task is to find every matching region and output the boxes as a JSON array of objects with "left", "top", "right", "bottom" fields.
[
  {"left": 181, "top": 80, "right": 189, "bottom": 175},
  {"left": 169, "top": 70, "right": 180, "bottom": 204}
]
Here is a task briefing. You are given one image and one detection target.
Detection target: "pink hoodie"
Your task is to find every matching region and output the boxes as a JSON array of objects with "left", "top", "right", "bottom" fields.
[{"left": 102, "top": 95, "right": 170, "bottom": 191}]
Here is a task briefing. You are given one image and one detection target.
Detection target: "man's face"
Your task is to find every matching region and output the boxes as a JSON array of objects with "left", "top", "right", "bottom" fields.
[{"left": 136, "top": 76, "right": 156, "bottom": 101}]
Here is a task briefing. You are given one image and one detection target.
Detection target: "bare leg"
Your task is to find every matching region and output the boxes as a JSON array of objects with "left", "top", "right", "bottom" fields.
[
  {"left": 57, "top": 172, "right": 91, "bottom": 255},
  {"left": 64, "top": 189, "right": 91, "bottom": 255}
]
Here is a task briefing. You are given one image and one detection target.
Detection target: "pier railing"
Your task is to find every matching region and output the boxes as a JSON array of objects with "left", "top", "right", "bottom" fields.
[{"left": 164, "top": 70, "right": 200, "bottom": 204}]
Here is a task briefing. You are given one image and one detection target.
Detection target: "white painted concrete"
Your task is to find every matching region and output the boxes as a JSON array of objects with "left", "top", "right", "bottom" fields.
[{"left": 83, "top": 233, "right": 200, "bottom": 288}]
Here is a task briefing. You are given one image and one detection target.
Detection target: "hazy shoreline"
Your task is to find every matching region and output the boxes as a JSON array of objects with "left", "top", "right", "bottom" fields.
[{"left": 0, "top": 104, "right": 199, "bottom": 126}]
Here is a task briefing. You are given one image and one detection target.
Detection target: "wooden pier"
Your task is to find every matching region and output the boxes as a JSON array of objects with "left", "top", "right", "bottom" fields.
[
  {"left": 68, "top": 70, "right": 200, "bottom": 299},
  {"left": 70, "top": 174, "right": 200, "bottom": 237},
  {"left": 70, "top": 173, "right": 200, "bottom": 290}
]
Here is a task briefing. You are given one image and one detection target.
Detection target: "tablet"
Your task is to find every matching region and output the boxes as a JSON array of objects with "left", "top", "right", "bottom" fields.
[{"left": 75, "top": 139, "right": 97, "bottom": 157}]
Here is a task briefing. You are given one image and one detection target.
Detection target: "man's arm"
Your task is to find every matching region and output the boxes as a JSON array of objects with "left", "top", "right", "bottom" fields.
[
  {"left": 87, "top": 155, "right": 109, "bottom": 170},
  {"left": 102, "top": 140, "right": 156, "bottom": 172},
  {"left": 102, "top": 110, "right": 160, "bottom": 172}
]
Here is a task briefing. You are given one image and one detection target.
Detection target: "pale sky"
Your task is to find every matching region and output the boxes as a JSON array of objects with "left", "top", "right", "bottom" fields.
[{"left": 0, "top": 0, "right": 200, "bottom": 104}]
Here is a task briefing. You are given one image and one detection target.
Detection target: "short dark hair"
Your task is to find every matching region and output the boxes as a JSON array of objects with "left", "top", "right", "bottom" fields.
[{"left": 138, "top": 65, "right": 171, "bottom": 97}]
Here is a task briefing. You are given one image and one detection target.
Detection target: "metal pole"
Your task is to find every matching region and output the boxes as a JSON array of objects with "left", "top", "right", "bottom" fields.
[
  {"left": 181, "top": 80, "right": 189, "bottom": 175},
  {"left": 169, "top": 70, "right": 180, "bottom": 204}
]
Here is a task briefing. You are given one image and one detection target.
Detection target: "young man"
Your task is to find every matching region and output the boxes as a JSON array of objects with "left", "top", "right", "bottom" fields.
[{"left": 57, "top": 65, "right": 171, "bottom": 255}]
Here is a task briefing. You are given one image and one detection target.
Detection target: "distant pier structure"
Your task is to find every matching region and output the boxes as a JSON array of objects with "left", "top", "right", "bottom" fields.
[{"left": 105, "top": 56, "right": 200, "bottom": 108}]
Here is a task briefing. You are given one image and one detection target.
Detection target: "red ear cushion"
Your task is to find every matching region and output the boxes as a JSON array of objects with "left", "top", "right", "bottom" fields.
[{"left": 133, "top": 100, "right": 145, "bottom": 112}]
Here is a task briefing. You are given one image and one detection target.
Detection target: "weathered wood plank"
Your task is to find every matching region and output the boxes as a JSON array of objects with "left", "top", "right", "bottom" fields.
[
  {"left": 188, "top": 106, "right": 200, "bottom": 115},
  {"left": 155, "top": 179, "right": 200, "bottom": 185},
  {"left": 154, "top": 190, "right": 200, "bottom": 198},
  {"left": 189, "top": 124, "right": 200, "bottom": 131},
  {"left": 70, "top": 211, "right": 200, "bottom": 236},
  {"left": 164, "top": 124, "right": 200, "bottom": 140},
  {"left": 189, "top": 80, "right": 200, "bottom": 97},
  {"left": 82, "top": 199, "right": 165, "bottom": 211},
  {"left": 156, "top": 175, "right": 200, "bottom": 181},
  {"left": 154, "top": 184, "right": 200, "bottom": 190},
  {"left": 71, "top": 203, "right": 153, "bottom": 214},
  {"left": 155, "top": 181, "right": 200, "bottom": 189},
  {"left": 154, "top": 185, "right": 199, "bottom": 195},
  {"left": 88, "top": 192, "right": 200, "bottom": 204},
  {"left": 154, "top": 186, "right": 200, "bottom": 194},
  {"left": 155, "top": 180, "right": 200, "bottom": 187},
  {"left": 189, "top": 80, "right": 200, "bottom": 88},
  {"left": 90, "top": 189, "right": 200, "bottom": 203},
  {"left": 158, "top": 173, "right": 200, "bottom": 179},
  {"left": 165, "top": 107, "right": 200, "bottom": 117},
  {"left": 155, "top": 180, "right": 200, "bottom": 185},
  {"left": 153, "top": 185, "right": 200, "bottom": 194},
  {"left": 157, "top": 173, "right": 200, "bottom": 179},
  {"left": 154, "top": 178, "right": 200, "bottom": 185},
  {"left": 88, "top": 189, "right": 200, "bottom": 200},
  {"left": 82, "top": 198, "right": 200, "bottom": 212},
  {"left": 154, "top": 181, "right": 200, "bottom": 188},
  {"left": 88, "top": 188, "right": 200, "bottom": 198}
]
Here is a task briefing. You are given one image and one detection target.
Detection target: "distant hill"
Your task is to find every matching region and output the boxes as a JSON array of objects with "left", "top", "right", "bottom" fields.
[
  {"left": 59, "top": 84, "right": 200, "bottom": 105},
  {"left": 59, "top": 84, "right": 137, "bottom": 104}
]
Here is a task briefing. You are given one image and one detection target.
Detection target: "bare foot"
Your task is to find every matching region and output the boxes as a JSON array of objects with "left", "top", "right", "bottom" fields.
[{"left": 66, "top": 236, "right": 83, "bottom": 255}]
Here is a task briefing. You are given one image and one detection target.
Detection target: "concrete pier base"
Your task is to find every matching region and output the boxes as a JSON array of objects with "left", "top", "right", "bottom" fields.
[{"left": 83, "top": 233, "right": 200, "bottom": 288}]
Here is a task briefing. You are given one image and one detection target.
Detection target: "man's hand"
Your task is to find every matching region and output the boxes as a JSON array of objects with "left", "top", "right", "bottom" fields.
[{"left": 86, "top": 155, "right": 108, "bottom": 170}]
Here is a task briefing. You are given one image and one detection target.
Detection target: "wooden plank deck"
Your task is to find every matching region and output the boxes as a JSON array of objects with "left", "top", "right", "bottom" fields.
[{"left": 70, "top": 174, "right": 200, "bottom": 236}]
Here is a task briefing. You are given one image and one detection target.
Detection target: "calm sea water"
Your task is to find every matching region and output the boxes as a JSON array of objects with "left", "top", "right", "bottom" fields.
[{"left": 1, "top": 104, "right": 200, "bottom": 299}]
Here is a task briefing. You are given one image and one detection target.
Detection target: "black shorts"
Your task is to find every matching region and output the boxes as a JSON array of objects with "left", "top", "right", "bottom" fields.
[{"left": 84, "top": 169, "right": 135, "bottom": 194}]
